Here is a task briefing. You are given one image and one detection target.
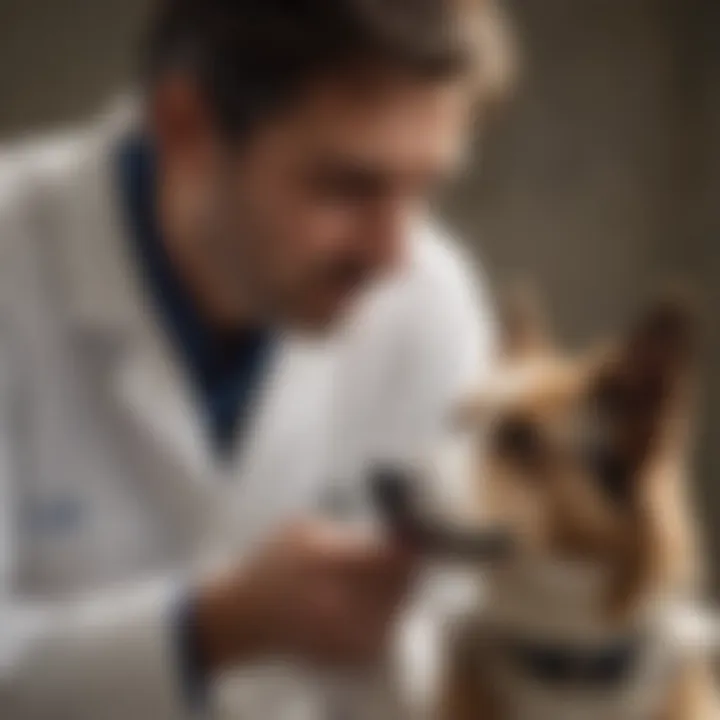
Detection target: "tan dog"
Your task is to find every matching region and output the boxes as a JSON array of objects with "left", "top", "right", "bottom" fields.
[{"left": 439, "top": 290, "right": 718, "bottom": 720}]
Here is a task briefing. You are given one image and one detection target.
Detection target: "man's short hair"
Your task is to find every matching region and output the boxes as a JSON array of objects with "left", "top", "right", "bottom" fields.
[{"left": 145, "top": 0, "right": 514, "bottom": 138}]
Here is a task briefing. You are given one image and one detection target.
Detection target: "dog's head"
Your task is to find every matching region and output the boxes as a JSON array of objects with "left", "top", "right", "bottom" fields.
[{"left": 457, "top": 286, "right": 700, "bottom": 619}]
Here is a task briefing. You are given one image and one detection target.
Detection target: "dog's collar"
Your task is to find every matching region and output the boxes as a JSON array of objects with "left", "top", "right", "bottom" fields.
[{"left": 500, "top": 633, "right": 643, "bottom": 688}]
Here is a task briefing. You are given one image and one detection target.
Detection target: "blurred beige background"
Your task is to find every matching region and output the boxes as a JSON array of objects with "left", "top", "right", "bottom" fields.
[{"left": 1, "top": 0, "right": 718, "bottom": 592}]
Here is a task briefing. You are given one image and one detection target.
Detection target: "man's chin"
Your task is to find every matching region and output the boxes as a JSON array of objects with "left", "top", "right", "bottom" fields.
[{"left": 283, "top": 287, "right": 360, "bottom": 336}]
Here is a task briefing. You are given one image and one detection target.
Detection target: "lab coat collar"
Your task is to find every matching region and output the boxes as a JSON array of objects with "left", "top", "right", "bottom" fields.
[
  {"left": 55, "top": 96, "right": 231, "bottom": 482},
  {"left": 58, "top": 95, "right": 151, "bottom": 339}
]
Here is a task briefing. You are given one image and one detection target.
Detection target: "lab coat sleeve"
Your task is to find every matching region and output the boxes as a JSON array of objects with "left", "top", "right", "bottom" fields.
[
  {"left": 0, "top": 581, "right": 193, "bottom": 719},
  {"left": 0, "top": 311, "right": 192, "bottom": 718},
  {"left": 0, "top": 147, "right": 204, "bottom": 720}
]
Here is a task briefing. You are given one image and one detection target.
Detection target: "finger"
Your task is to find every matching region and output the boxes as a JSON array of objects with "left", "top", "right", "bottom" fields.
[
  {"left": 345, "top": 579, "right": 410, "bottom": 643},
  {"left": 339, "top": 539, "right": 417, "bottom": 581},
  {"left": 303, "top": 522, "right": 384, "bottom": 566},
  {"left": 345, "top": 610, "right": 397, "bottom": 665},
  {"left": 301, "top": 607, "right": 387, "bottom": 669},
  {"left": 307, "top": 525, "right": 417, "bottom": 598}
]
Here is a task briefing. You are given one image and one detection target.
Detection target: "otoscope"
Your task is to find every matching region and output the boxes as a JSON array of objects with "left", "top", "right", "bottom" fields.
[{"left": 370, "top": 466, "right": 515, "bottom": 564}]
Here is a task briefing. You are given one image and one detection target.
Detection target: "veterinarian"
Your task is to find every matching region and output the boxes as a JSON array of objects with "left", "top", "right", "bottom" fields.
[{"left": 0, "top": 0, "right": 511, "bottom": 717}]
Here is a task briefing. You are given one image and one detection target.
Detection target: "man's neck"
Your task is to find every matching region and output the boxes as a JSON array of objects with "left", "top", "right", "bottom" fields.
[{"left": 157, "top": 181, "right": 256, "bottom": 334}]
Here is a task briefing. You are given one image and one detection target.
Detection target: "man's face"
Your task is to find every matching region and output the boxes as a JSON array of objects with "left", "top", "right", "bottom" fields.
[{"left": 158, "top": 74, "right": 474, "bottom": 330}]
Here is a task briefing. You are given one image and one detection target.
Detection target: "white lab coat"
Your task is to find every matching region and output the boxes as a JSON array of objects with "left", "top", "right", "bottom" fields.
[{"left": 0, "top": 101, "right": 495, "bottom": 719}]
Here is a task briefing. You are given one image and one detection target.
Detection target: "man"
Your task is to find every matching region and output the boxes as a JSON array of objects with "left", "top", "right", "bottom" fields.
[{"left": 0, "top": 0, "right": 509, "bottom": 717}]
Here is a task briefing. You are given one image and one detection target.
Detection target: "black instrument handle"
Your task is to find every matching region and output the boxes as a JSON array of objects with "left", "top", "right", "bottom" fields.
[{"left": 371, "top": 465, "right": 515, "bottom": 563}]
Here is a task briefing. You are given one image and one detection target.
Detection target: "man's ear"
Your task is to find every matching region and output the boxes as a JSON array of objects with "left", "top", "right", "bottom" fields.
[{"left": 499, "top": 280, "right": 552, "bottom": 359}]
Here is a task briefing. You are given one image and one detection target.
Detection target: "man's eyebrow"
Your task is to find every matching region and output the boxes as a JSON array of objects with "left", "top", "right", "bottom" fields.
[
  {"left": 308, "top": 157, "right": 392, "bottom": 191},
  {"left": 308, "top": 153, "right": 456, "bottom": 197},
  {"left": 312, "top": 153, "right": 388, "bottom": 174}
]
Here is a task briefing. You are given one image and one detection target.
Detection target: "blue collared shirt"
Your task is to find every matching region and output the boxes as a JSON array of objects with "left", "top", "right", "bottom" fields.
[{"left": 117, "top": 133, "right": 273, "bottom": 459}]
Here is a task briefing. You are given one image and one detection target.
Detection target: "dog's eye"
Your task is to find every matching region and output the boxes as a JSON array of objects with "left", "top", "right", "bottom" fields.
[
  {"left": 593, "top": 375, "right": 629, "bottom": 419},
  {"left": 493, "top": 417, "right": 543, "bottom": 465},
  {"left": 585, "top": 443, "right": 633, "bottom": 505}
]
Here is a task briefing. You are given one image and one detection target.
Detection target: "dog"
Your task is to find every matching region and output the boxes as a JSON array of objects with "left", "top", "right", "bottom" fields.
[{"left": 439, "top": 288, "right": 719, "bottom": 720}]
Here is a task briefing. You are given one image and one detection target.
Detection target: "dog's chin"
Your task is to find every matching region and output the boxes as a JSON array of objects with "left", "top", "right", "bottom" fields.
[
  {"left": 488, "top": 555, "right": 611, "bottom": 607},
  {"left": 481, "top": 556, "right": 631, "bottom": 643}
]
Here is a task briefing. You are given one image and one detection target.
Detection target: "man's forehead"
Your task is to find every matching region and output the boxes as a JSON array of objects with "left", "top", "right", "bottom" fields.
[{"left": 278, "top": 74, "right": 474, "bottom": 166}]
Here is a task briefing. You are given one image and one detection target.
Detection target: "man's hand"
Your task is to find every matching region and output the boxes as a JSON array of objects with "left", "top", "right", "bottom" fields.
[{"left": 195, "top": 520, "right": 416, "bottom": 672}]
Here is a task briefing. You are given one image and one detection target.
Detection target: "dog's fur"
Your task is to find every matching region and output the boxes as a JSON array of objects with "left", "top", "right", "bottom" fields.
[{"left": 439, "top": 289, "right": 718, "bottom": 720}]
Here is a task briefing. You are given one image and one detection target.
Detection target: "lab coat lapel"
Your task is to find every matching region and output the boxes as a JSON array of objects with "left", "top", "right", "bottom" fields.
[
  {"left": 216, "top": 335, "right": 339, "bottom": 548},
  {"left": 109, "top": 330, "right": 340, "bottom": 560},
  {"left": 57, "top": 100, "right": 225, "bottom": 518},
  {"left": 111, "top": 323, "right": 216, "bottom": 482}
]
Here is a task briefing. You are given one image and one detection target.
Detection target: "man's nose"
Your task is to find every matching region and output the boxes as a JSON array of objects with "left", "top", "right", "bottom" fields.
[{"left": 362, "top": 204, "right": 411, "bottom": 274}]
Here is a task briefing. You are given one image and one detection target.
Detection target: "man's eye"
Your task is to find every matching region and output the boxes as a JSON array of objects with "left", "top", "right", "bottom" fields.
[
  {"left": 309, "top": 168, "right": 386, "bottom": 203},
  {"left": 493, "top": 417, "right": 543, "bottom": 465}
]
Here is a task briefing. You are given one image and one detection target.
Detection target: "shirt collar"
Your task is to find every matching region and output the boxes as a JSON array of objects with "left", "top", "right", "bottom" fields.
[
  {"left": 57, "top": 98, "right": 149, "bottom": 337},
  {"left": 115, "top": 132, "right": 273, "bottom": 454}
]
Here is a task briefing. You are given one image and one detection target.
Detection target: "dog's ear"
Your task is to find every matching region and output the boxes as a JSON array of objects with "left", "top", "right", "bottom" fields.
[
  {"left": 596, "top": 288, "right": 699, "bottom": 477},
  {"left": 500, "top": 281, "right": 551, "bottom": 359},
  {"left": 622, "top": 288, "right": 698, "bottom": 404},
  {"left": 599, "top": 291, "right": 699, "bottom": 615}
]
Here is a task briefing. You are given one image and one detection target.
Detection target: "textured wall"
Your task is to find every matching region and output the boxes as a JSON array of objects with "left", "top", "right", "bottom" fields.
[
  {"left": 450, "top": 0, "right": 720, "bottom": 592},
  {"left": 0, "top": 0, "right": 149, "bottom": 134},
  {"left": 1, "top": 0, "right": 718, "bottom": 590}
]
